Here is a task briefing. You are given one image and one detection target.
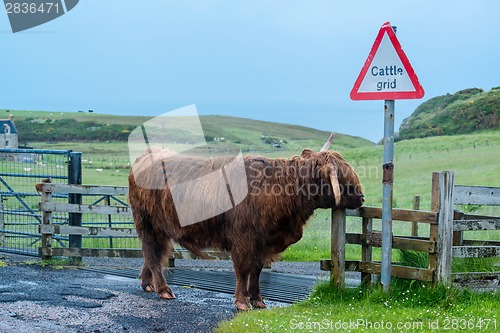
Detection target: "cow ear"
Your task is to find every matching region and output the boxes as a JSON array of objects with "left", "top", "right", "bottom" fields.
[{"left": 301, "top": 149, "right": 315, "bottom": 159}]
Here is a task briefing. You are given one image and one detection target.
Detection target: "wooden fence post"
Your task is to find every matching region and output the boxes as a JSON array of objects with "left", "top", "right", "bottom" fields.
[
  {"left": 68, "top": 152, "right": 82, "bottom": 264},
  {"left": 331, "top": 208, "right": 346, "bottom": 288},
  {"left": 412, "top": 195, "right": 420, "bottom": 237},
  {"left": 40, "top": 186, "right": 53, "bottom": 260},
  {"left": 430, "top": 171, "right": 455, "bottom": 285},
  {"left": 452, "top": 206, "right": 463, "bottom": 246},
  {"left": 361, "top": 217, "right": 373, "bottom": 286},
  {"left": 0, "top": 195, "right": 4, "bottom": 247},
  {"left": 429, "top": 175, "right": 439, "bottom": 275}
]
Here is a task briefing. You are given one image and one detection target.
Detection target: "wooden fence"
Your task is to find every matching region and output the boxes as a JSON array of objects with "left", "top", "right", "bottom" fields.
[
  {"left": 37, "top": 172, "right": 499, "bottom": 282},
  {"left": 451, "top": 182, "right": 500, "bottom": 281},
  {"left": 321, "top": 171, "right": 500, "bottom": 286},
  {"left": 36, "top": 182, "right": 231, "bottom": 264}
]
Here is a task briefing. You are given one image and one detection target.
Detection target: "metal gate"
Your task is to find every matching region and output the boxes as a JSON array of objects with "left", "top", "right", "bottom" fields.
[{"left": 0, "top": 148, "right": 78, "bottom": 256}]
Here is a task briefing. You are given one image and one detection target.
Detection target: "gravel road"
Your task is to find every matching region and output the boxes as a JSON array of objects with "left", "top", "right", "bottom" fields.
[{"left": 0, "top": 254, "right": 329, "bottom": 333}]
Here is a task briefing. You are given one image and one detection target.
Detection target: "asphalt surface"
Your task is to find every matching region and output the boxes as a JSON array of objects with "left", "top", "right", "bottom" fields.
[{"left": 0, "top": 254, "right": 332, "bottom": 333}]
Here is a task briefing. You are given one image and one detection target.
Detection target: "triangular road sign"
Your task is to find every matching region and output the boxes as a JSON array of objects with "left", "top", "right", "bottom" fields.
[{"left": 350, "top": 22, "right": 424, "bottom": 100}]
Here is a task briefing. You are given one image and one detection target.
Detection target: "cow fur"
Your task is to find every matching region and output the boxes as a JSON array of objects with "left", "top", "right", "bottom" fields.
[{"left": 128, "top": 148, "right": 364, "bottom": 310}]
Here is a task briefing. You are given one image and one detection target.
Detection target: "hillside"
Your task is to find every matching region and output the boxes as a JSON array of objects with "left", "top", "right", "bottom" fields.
[
  {"left": 398, "top": 87, "right": 500, "bottom": 140},
  {"left": 1, "top": 110, "right": 373, "bottom": 152}
]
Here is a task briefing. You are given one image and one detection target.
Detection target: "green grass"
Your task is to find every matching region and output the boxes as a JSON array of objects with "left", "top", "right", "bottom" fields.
[
  {"left": 398, "top": 250, "right": 498, "bottom": 274},
  {"left": 453, "top": 257, "right": 499, "bottom": 274},
  {"left": 216, "top": 280, "right": 500, "bottom": 333},
  {"left": 39, "top": 257, "right": 84, "bottom": 268}
]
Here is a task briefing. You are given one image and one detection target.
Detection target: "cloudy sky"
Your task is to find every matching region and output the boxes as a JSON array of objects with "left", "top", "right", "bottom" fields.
[{"left": 2, "top": 0, "right": 499, "bottom": 142}]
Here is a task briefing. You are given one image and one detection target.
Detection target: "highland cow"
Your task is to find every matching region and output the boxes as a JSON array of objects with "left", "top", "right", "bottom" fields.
[{"left": 128, "top": 135, "right": 364, "bottom": 311}]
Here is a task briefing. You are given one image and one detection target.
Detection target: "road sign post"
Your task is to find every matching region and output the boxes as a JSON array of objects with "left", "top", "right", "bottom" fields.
[
  {"left": 350, "top": 22, "right": 424, "bottom": 291},
  {"left": 381, "top": 99, "right": 395, "bottom": 291}
]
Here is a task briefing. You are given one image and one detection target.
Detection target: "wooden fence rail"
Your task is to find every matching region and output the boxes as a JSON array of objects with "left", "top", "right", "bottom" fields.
[{"left": 36, "top": 182, "right": 232, "bottom": 263}]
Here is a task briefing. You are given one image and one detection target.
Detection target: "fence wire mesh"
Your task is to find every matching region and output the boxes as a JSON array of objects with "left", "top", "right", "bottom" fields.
[
  {"left": 79, "top": 193, "right": 138, "bottom": 250},
  {"left": 0, "top": 149, "right": 138, "bottom": 257},
  {"left": 0, "top": 149, "right": 70, "bottom": 256}
]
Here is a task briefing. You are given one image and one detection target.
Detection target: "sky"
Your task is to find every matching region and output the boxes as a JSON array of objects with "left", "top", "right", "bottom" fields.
[{"left": 1, "top": 0, "right": 499, "bottom": 143}]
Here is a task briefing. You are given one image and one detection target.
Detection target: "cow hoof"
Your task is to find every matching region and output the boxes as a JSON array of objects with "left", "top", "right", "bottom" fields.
[
  {"left": 142, "top": 285, "right": 155, "bottom": 292},
  {"left": 234, "top": 300, "right": 251, "bottom": 311},
  {"left": 142, "top": 284, "right": 155, "bottom": 293},
  {"left": 250, "top": 300, "right": 267, "bottom": 309},
  {"left": 159, "top": 290, "right": 176, "bottom": 299}
]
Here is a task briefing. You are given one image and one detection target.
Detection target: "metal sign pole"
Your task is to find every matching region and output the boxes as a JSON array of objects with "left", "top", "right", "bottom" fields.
[{"left": 381, "top": 99, "right": 395, "bottom": 291}]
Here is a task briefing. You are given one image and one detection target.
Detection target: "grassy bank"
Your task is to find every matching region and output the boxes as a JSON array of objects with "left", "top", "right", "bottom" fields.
[{"left": 216, "top": 280, "right": 500, "bottom": 333}]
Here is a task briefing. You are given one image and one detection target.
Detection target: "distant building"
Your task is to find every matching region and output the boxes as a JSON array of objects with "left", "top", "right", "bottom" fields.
[
  {"left": 0, "top": 114, "right": 39, "bottom": 162},
  {"left": 0, "top": 114, "right": 18, "bottom": 148}
]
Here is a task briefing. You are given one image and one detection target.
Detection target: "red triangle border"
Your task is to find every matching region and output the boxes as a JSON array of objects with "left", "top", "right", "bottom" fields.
[{"left": 350, "top": 22, "right": 424, "bottom": 100}]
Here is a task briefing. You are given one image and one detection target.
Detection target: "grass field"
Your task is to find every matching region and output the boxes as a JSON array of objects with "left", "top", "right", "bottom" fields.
[{"left": 6, "top": 109, "right": 373, "bottom": 153}]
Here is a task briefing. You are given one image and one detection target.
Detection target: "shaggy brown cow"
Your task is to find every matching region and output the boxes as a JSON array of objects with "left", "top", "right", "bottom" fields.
[{"left": 128, "top": 139, "right": 364, "bottom": 311}]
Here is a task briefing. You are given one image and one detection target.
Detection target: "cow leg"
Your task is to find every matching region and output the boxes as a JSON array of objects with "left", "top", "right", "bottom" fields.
[
  {"left": 232, "top": 250, "right": 252, "bottom": 311},
  {"left": 141, "top": 235, "right": 175, "bottom": 299},
  {"left": 248, "top": 260, "right": 266, "bottom": 309},
  {"left": 134, "top": 211, "right": 156, "bottom": 293},
  {"left": 140, "top": 244, "right": 154, "bottom": 292}
]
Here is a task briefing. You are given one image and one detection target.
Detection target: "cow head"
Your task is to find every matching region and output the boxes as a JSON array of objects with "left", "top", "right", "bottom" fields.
[{"left": 300, "top": 148, "right": 364, "bottom": 210}]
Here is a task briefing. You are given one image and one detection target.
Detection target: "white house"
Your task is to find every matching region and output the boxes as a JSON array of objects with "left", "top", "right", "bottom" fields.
[{"left": 0, "top": 114, "right": 18, "bottom": 149}]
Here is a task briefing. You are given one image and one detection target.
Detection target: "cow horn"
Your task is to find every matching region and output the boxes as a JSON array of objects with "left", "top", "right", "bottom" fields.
[
  {"left": 320, "top": 132, "right": 335, "bottom": 152},
  {"left": 329, "top": 166, "right": 341, "bottom": 205}
]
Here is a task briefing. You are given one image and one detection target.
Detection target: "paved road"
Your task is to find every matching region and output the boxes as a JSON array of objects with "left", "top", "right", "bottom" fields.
[{"left": 0, "top": 255, "right": 291, "bottom": 333}]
